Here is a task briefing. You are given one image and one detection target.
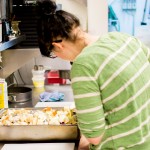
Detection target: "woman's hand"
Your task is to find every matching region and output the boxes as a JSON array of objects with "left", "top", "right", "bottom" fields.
[{"left": 78, "top": 134, "right": 90, "bottom": 150}]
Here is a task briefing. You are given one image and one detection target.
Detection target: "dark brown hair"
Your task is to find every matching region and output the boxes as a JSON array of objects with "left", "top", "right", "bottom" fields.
[{"left": 36, "top": 0, "right": 80, "bottom": 57}]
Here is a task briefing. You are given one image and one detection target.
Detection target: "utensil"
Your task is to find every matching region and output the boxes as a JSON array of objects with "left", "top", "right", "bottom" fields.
[{"left": 8, "top": 87, "right": 32, "bottom": 103}]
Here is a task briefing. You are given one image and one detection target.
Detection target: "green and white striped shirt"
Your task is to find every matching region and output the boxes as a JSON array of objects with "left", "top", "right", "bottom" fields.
[{"left": 71, "top": 32, "right": 150, "bottom": 150}]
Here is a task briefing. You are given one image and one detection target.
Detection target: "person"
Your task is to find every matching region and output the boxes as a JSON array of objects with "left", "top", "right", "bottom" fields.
[{"left": 36, "top": 0, "right": 150, "bottom": 149}]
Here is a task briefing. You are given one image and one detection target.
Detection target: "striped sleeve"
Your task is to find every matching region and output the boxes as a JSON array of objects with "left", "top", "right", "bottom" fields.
[
  {"left": 142, "top": 43, "right": 150, "bottom": 62},
  {"left": 71, "top": 63, "right": 106, "bottom": 138}
]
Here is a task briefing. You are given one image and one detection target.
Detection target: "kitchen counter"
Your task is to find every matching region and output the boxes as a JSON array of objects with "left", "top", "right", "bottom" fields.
[
  {"left": 9, "top": 84, "right": 74, "bottom": 108},
  {"left": 0, "top": 84, "right": 79, "bottom": 150}
]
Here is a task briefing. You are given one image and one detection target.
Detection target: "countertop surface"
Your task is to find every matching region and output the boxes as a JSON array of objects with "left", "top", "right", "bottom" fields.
[
  {"left": 9, "top": 84, "right": 74, "bottom": 108},
  {"left": 0, "top": 84, "right": 78, "bottom": 150}
]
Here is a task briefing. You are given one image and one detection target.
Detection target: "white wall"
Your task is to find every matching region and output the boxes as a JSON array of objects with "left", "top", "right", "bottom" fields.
[
  {"left": 57, "top": 0, "right": 108, "bottom": 35},
  {"left": 56, "top": 0, "right": 88, "bottom": 31},
  {"left": 87, "top": 0, "right": 108, "bottom": 36}
]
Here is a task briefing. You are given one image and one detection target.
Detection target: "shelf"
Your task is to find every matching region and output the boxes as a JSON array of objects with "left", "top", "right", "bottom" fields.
[{"left": 0, "top": 35, "right": 26, "bottom": 52}]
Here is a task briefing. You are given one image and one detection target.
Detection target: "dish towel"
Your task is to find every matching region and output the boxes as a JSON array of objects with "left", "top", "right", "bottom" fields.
[{"left": 39, "top": 91, "right": 65, "bottom": 102}]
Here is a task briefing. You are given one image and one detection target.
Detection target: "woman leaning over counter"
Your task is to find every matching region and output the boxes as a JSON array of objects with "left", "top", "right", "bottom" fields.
[{"left": 36, "top": 0, "right": 150, "bottom": 149}]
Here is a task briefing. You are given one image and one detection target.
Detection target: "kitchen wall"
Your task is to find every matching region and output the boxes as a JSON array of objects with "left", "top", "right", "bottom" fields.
[
  {"left": 57, "top": 0, "right": 87, "bottom": 31},
  {"left": 87, "top": 0, "right": 108, "bottom": 36}
]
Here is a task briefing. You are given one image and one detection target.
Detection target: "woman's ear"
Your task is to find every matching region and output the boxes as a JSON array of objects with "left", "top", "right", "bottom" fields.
[{"left": 52, "top": 42, "right": 63, "bottom": 50}]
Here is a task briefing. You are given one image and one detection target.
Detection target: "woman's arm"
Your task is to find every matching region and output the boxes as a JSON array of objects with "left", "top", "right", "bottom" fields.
[
  {"left": 78, "top": 133, "right": 104, "bottom": 150},
  {"left": 87, "top": 133, "right": 104, "bottom": 145},
  {"left": 78, "top": 134, "right": 90, "bottom": 150}
]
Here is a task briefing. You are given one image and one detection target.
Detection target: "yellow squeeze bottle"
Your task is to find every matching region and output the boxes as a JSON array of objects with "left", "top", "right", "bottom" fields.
[{"left": 0, "top": 78, "right": 8, "bottom": 108}]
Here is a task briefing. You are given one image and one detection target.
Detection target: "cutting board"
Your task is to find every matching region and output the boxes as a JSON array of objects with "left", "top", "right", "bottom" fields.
[
  {"left": 2, "top": 143, "right": 75, "bottom": 150},
  {"left": 35, "top": 101, "right": 75, "bottom": 108}
]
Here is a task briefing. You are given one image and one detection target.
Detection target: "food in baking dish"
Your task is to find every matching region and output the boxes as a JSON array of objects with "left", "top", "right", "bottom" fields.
[{"left": 0, "top": 107, "right": 76, "bottom": 125}]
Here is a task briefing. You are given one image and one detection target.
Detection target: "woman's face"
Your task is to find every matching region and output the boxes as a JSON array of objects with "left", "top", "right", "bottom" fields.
[
  {"left": 51, "top": 28, "right": 84, "bottom": 61},
  {"left": 52, "top": 39, "right": 78, "bottom": 61}
]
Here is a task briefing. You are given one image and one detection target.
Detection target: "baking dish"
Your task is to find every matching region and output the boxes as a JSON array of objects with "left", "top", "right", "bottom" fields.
[
  {"left": 0, "top": 107, "right": 79, "bottom": 141},
  {"left": 8, "top": 87, "right": 32, "bottom": 103}
]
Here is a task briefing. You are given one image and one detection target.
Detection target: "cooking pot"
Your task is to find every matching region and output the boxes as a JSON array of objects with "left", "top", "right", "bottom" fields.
[{"left": 8, "top": 87, "right": 32, "bottom": 103}]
